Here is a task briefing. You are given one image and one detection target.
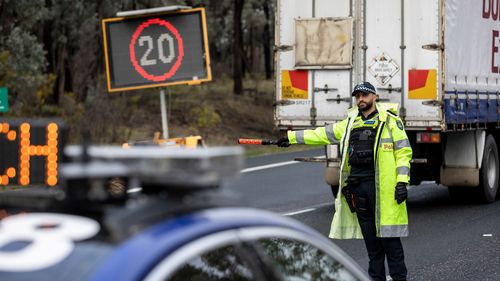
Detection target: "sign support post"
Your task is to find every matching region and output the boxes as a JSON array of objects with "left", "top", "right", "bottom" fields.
[{"left": 160, "top": 89, "right": 169, "bottom": 139}]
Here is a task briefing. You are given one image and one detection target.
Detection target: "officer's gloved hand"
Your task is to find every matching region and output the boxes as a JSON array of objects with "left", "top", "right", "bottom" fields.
[
  {"left": 395, "top": 182, "right": 408, "bottom": 204},
  {"left": 276, "top": 136, "right": 290, "bottom": 147}
]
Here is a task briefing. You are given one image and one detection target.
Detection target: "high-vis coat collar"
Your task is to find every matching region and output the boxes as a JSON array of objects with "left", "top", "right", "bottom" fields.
[{"left": 348, "top": 103, "right": 399, "bottom": 120}]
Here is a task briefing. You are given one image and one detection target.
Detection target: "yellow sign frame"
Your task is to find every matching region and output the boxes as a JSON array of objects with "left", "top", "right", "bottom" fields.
[{"left": 102, "top": 8, "right": 212, "bottom": 92}]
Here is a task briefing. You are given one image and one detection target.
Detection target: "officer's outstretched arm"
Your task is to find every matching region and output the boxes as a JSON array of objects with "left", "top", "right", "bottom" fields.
[
  {"left": 390, "top": 118, "right": 413, "bottom": 184},
  {"left": 287, "top": 119, "right": 348, "bottom": 145}
]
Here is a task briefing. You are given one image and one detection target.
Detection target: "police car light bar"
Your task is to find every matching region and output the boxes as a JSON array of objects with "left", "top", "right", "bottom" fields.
[{"left": 63, "top": 146, "right": 244, "bottom": 189}]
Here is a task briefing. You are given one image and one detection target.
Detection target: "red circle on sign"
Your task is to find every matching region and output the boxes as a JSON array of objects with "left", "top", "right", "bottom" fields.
[{"left": 129, "top": 18, "right": 185, "bottom": 82}]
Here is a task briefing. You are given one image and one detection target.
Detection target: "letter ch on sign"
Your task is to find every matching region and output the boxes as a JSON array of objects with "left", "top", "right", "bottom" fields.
[{"left": 0, "top": 122, "right": 60, "bottom": 187}]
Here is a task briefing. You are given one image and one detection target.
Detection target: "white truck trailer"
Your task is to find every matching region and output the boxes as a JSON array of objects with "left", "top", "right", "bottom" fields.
[{"left": 275, "top": 0, "right": 500, "bottom": 202}]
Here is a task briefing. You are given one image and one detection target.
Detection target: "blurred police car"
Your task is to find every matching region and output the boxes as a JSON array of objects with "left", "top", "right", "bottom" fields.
[{"left": 0, "top": 145, "right": 369, "bottom": 281}]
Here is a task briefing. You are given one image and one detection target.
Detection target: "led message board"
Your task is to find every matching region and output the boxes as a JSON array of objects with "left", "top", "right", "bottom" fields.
[
  {"left": 102, "top": 8, "right": 211, "bottom": 92},
  {"left": 0, "top": 120, "right": 65, "bottom": 187}
]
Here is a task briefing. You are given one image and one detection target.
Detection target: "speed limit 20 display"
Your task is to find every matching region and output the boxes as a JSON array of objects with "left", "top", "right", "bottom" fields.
[{"left": 102, "top": 8, "right": 211, "bottom": 92}]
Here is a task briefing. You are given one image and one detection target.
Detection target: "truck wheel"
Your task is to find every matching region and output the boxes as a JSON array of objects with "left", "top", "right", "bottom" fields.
[
  {"left": 330, "top": 185, "right": 339, "bottom": 198},
  {"left": 479, "top": 135, "right": 499, "bottom": 203}
]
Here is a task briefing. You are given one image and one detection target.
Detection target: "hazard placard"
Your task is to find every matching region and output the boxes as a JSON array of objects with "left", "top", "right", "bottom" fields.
[{"left": 368, "top": 53, "right": 399, "bottom": 86}]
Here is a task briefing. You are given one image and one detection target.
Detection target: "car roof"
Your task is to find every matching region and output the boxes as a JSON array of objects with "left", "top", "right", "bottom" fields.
[
  {"left": 91, "top": 207, "right": 318, "bottom": 281},
  {"left": 91, "top": 206, "right": 369, "bottom": 281}
]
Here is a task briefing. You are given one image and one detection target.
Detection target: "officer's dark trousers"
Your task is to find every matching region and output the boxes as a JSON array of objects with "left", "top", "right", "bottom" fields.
[{"left": 351, "top": 178, "right": 407, "bottom": 281}]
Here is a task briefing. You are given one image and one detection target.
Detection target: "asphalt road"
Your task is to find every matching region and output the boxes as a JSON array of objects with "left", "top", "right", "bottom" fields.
[{"left": 228, "top": 148, "right": 500, "bottom": 281}]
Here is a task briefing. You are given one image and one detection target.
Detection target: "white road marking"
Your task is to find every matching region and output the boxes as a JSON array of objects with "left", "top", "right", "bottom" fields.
[
  {"left": 483, "top": 234, "right": 493, "bottom": 237},
  {"left": 241, "top": 160, "right": 299, "bottom": 173},
  {"left": 240, "top": 155, "right": 328, "bottom": 217},
  {"left": 281, "top": 202, "right": 333, "bottom": 216},
  {"left": 241, "top": 155, "right": 324, "bottom": 174},
  {"left": 282, "top": 208, "right": 316, "bottom": 216}
]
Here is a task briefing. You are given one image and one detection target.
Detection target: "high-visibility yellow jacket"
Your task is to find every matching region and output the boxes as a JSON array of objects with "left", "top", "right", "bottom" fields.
[{"left": 287, "top": 103, "right": 412, "bottom": 239}]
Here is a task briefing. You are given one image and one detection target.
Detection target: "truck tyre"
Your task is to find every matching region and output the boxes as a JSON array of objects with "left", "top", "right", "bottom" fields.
[{"left": 479, "top": 134, "right": 499, "bottom": 203}]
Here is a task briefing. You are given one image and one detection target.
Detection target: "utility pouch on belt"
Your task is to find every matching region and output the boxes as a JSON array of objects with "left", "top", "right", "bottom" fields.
[
  {"left": 342, "top": 177, "right": 359, "bottom": 213},
  {"left": 342, "top": 188, "right": 356, "bottom": 213}
]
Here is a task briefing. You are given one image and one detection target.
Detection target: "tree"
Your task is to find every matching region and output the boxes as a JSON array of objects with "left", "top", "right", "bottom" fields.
[
  {"left": 233, "top": 0, "right": 244, "bottom": 95},
  {"left": 0, "top": 0, "right": 51, "bottom": 115},
  {"left": 262, "top": 0, "right": 273, "bottom": 79},
  {"left": 241, "top": 0, "right": 274, "bottom": 79},
  {"left": 200, "top": 0, "right": 233, "bottom": 76},
  {"left": 0, "top": 0, "right": 276, "bottom": 142}
]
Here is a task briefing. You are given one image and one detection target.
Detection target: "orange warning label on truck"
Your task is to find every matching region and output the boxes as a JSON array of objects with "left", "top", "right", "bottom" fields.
[
  {"left": 408, "top": 69, "right": 437, "bottom": 100},
  {"left": 281, "top": 70, "right": 308, "bottom": 99}
]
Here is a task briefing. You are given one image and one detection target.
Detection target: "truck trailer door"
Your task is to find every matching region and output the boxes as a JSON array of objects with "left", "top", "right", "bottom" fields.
[
  {"left": 364, "top": 0, "right": 403, "bottom": 108},
  {"left": 275, "top": 0, "right": 353, "bottom": 129},
  {"left": 364, "top": 0, "right": 441, "bottom": 125}
]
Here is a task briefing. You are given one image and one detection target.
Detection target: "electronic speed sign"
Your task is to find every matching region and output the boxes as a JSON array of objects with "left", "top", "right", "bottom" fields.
[
  {"left": 0, "top": 120, "right": 65, "bottom": 187},
  {"left": 102, "top": 8, "right": 211, "bottom": 92}
]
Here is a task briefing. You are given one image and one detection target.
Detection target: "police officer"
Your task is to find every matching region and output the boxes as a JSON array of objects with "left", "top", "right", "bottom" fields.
[{"left": 277, "top": 82, "right": 412, "bottom": 281}]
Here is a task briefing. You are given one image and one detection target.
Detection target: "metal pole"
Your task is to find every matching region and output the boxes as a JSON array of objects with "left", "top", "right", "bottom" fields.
[
  {"left": 400, "top": 0, "right": 406, "bottom": 119},
  {"left": 310, "top": 0, "right": 317, "bottom": 127},
  {"left": 160, "top": 89, "right": 169, "bottom": 139},
  {"left": 362, "top": 0, "right": 367, "bottom": 81}
]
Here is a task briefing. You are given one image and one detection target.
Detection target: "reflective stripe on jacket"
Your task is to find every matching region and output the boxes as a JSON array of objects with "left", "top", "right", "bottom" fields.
[{"left": 287, "top": 103, "right": 412, "bottom": 239}]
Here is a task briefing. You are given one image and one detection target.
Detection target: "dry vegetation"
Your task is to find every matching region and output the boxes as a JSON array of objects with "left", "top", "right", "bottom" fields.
[
  {"left": 4, "top": 74, "right": 315, "bottom": 156},
  {"left": 74, "top": 75, "right": 300, "bottom": 156}
]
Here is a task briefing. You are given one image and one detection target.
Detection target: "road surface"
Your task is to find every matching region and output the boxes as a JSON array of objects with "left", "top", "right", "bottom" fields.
[{"left": 228, "top": 148, "right": 500, "bottom": 281}]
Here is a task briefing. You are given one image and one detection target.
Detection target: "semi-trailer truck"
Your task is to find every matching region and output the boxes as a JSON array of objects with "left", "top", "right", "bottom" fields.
[{"left": 275, "top": 0, "right": 500, "bottom": 202}]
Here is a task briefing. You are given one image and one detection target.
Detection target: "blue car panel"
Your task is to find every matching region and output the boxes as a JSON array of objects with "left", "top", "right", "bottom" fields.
[{"left": 90, "top": 208, "right": 317, "bottom": 281}]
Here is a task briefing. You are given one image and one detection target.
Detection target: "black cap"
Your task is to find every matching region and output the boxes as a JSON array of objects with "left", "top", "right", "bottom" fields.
[{"left": 351, "top": 82, "right": 377, "bottom": 96}]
